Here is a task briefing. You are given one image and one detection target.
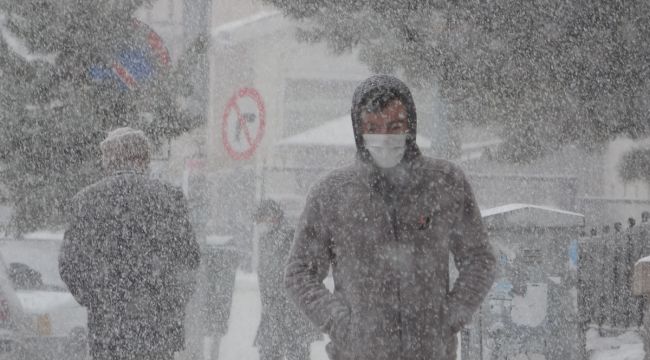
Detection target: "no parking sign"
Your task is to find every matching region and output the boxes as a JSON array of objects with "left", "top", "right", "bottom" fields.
[
  {"left": 221, "top": 88, "right": 266, "bottom": 160},
  {"left": 88, "top": 19, "right": 170, "bottom": 91}
]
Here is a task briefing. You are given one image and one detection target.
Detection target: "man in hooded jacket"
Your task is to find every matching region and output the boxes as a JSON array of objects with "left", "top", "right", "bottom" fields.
[
  {"left": 59, "top": 127, "right": 200, "bottom": 360},
  {"left": 285, "top": 75, "right": 496, "bottom": 360}
]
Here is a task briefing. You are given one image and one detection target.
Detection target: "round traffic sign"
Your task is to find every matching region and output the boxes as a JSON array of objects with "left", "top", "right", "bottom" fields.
[
  {"left": 88, "top": 19, "right": 170, "bottom": 91},
  {"left": 221, "top": 88, "right": 266, "bottom": 160}
]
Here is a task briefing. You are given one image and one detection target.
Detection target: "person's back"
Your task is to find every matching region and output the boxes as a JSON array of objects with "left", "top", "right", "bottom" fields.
[
  {"left": 254, "top": 200, "right": 318, "bottom": 360},
  {"left": 257, "top": 221, "right": 292, "bottom": 308},
  {"left": 59, "top": 128, "right": 200, "bottom": 360},
  {"left": 66, "top": 172, "right": 197, "bottom": 303}
]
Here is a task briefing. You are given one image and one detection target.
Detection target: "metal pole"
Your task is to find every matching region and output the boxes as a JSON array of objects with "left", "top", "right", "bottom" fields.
[
  {"left": 181, "top": 3, "right": 214, "bottom": 360},
  {"left": 183, "top": 0, "right": 211, "bottom": 125},
  {"left": 432, "top": 1, "right": 453, "bottom": 160},
  {"left": 478, "top": 312, "right": 483, "bottom": 360}
]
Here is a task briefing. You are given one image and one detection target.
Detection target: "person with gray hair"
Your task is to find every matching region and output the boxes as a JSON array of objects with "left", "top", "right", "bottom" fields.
[
  {"left": 99, "top": 127, "right": 152, "bottom": 172},
  {"left": 59, "top": 127, "right": 200, "bottom": 360}
]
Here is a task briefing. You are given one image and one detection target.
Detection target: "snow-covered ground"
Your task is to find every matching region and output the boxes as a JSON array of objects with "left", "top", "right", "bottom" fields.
[
  {"left": 587, "top": 328, "right": 645, "bottom": 360},
  {"left": 219, "top": 271, "right": 646, "bottom": 360},
  {"left": 216, "top": 271, "right": 329, "bottom": 360},
  {"left": 0, "top": 238, "right": 645, "bottom": 360}
]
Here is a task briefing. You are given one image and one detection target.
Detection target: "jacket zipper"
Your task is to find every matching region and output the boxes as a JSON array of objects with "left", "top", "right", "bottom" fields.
[
  {"left": 388, "top": 208, "right": 399, "bottom": 242},
  {"left": 387, "top": 207, "right": 404, "bottom": 353},
  {"left": 397, "top": 285, "right": 403, "bottom": 354}
]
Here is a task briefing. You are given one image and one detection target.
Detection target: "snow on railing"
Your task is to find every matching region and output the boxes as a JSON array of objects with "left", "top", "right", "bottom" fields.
[{"left": 578, "top": 213, "right": 650, "bottom": 333}]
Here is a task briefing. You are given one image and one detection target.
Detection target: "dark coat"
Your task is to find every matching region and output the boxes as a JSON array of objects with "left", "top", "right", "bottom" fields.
[
  {"left": 59, "top": 171, "right": 200, "bottom": 357},
  {"left": 203, "top": 240, "right": 240, "bottom": 336},
  {"left": 255, "top": 219, "right": 318, "bottom": 348},
  {"left": 285, "top": 76, "right": 496, "bottom": 360}
]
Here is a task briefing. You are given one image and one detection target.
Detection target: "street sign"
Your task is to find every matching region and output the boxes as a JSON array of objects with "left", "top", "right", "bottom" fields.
[
  {"left": 89, "top": 19, "right": 170, "bottom": 91},
  {"left": 221, "top": 87, "right": 266, "bottom": 160}
]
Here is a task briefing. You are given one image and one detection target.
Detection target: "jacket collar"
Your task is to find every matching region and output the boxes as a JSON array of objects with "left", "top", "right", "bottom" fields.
[{"left": 355, "top": 153, "right": 426, "bottom": 197}]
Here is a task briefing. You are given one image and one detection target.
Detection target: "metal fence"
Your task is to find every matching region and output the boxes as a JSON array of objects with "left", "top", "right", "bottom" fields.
[
  {"left": 578, "top": 213, "right": 650, "bottom": 333},
  {"left": 462, "top": 205, "right": 585, "bottom": 360}
]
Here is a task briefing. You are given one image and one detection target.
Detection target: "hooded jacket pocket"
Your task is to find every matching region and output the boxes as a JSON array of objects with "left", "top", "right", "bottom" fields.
[
  {"left": 444, "top": 296, "right": 472, "bottom": 336},
  {"left": 328, "top": 307, "right": 352, "bottom": 350}
]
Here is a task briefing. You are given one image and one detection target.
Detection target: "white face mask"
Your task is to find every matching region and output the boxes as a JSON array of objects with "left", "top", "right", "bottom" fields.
[{"left": 363, "top": 134, "right": 407, "bottom": 168}]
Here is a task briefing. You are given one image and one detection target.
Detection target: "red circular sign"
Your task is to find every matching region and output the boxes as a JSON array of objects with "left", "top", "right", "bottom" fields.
[{"left": 221, "top": 88, "right": 266, "bottom": 160}]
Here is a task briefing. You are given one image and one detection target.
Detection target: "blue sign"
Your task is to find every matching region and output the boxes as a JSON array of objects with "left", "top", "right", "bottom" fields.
[
  {"left": 88, "top": 19, "right": 169, "bottom": 92},
  {"left": 89, "top": 50, "right": 155, "bottom": 91}
]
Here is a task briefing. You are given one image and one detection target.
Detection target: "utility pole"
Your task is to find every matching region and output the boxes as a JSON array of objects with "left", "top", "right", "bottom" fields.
[
  {"left": 430, "top": 3, "right": 453, "bottom": 160},
  {"left": 181, "top": 3, "right": 215, "bottom": 360},
  {"left": 181, "top": 0, "right": 212, "bottom": 239},
  {"left": 183, "top": 0, "right": 212, "bottom": 126}
]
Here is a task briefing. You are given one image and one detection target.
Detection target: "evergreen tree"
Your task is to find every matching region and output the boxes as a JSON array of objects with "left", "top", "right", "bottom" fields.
[
  {"left": 264, "top": 0, "right": 650, "bottom": 161},
  {"left": 0, "top": 0, "right": 204, "bottom": 234},
  {"left": 619, "top": 147, "right": 650, "bottom": 184}
]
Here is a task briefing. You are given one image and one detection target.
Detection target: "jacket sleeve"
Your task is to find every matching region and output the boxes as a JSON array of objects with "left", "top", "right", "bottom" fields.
[
  {"left": 447, "top": 171, "right": 497, "bottom": 332},
  {"left": 284, "top": 189, "right": 349, "bottom": 336},
  {"left": 59, "top": 198, "right": 96, "bottom": 307}
]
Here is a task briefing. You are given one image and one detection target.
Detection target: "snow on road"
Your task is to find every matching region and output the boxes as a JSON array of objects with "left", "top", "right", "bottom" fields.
[
  {"left": 0, "top": 238, "right": 644, "bottom": 360},
  {"left": 218, "top": 271, "right": 329, "bottom": 360},
  {"left": 220, "top": 271, "right": 645, "bottom": 360},
  {"left": 587, "top": 329, "right": 644, "bottom": 360}
]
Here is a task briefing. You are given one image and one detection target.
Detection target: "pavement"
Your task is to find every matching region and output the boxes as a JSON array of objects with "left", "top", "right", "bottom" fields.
[{"left": 179, "top": 270, "right": 329, "bottom": 360}]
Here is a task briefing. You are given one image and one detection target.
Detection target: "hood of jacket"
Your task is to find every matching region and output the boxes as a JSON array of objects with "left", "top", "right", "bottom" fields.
[{"left": 351, "top": 75, "right": 421, "bottom": 165}]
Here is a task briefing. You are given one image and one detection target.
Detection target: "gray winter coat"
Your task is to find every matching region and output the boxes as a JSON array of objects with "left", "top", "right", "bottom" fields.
[
  {"left": 59, "top": 171, "right": 200, "bottom": 358},
  {"left": 255, "top": 219, "right": 319, "bottom": 348},
  {"left": 285, "top": 75, "right": 496, "bottom": 360}
]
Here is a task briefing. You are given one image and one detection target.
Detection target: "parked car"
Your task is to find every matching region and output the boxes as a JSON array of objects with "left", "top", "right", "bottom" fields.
[
  {"left": 0, "top": 232, "right": 87, "bottom": 360},
  {"left": 0, "top": 251, "right": 34, "bottom": 360}
]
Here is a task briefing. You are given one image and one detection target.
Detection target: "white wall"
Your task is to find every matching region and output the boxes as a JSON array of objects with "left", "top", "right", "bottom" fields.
[{"left": 207, "top": 12, "right": 373, "bottom": 169}]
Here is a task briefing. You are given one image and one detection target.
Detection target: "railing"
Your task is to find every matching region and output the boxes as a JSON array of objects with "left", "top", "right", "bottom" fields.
[{"left": 578, "top": 215, "right": 650, "bottom": 333}]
